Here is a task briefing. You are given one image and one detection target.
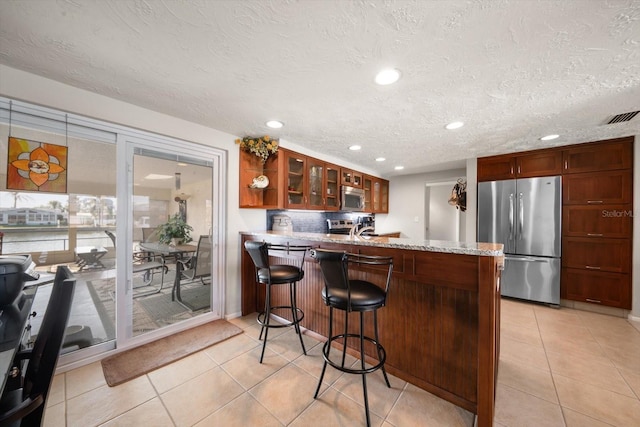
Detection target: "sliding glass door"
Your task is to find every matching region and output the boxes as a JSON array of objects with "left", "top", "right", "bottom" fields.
[{"left": 115, "top": 137, "right": 225, "bottom": 345}]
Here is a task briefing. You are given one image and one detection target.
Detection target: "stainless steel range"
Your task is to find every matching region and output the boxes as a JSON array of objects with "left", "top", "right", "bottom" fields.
[{"left": 326, "top": 219, "right": 357, "bottom": 235}]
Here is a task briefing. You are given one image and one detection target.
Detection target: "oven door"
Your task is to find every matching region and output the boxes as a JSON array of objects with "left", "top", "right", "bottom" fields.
[{"left": 341, "top": 186, "right": 365, "bottom": 211}]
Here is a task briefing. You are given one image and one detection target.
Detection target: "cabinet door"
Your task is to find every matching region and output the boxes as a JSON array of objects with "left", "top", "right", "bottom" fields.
[
  {"left": 373, "top": 179, "right": 381, "bottom": 212},
  {"left": 307, "top": 159, "right": 325, "bottom": 210},
  {"left": 563, "top": 170, "right": 633, "bottom": 205},
  {"left": 477, "top": 155, "right": 515, "bottom": 182},
  {"left": 285, "top": 152, "right": 307, "bottom": 209},
  {"left": 363, "top": 175, "right": 373, "bottom": 212},
  {"left": 562, "top": 237, "right": 631, "bottom": 273},
  {"left": 516, "top": 151, "right": 562, "bottom": 178},
  {"left": 563, "top": 138, "right": 633, "bottom": 174},
  {"left": 562, "top": 205, "right": 632, "bottom": 238},
  {"left": 562, "top": 268, "right": 631, "bottom": 309},
  {"left": 341, "top": 168, "right": 363, "bottom": 188},
  {"left": 380, "top": 179, "right": 389, "bottom": 213},
  {"left": 325, "top": 164, "right": 340, "bottom": 211}
]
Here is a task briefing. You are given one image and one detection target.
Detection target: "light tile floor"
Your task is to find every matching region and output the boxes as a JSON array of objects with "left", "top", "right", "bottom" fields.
[{"left": 44, "top": 298, "right": 640, "bottom": 426}]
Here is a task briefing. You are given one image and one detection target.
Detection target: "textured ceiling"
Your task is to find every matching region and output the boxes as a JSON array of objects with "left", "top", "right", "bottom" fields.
[{"left": 1, "top": 0, "right": 639, "bottom": 176}]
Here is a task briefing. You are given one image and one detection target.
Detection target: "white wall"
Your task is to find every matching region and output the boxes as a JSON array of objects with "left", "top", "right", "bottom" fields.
[
  {"left": 381, "top": 168, "right": 466, "bottom": 239},
  {"left": 425, "top": 183, "right": 460, "bottom": 241},
  {"left": 0, "top": 65, "right": 265, "bottom": 317}
]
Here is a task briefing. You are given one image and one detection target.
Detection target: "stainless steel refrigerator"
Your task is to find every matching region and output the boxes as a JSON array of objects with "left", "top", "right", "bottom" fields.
[{"left": 477, "top": 176, "right": 561, "bottom": 305}]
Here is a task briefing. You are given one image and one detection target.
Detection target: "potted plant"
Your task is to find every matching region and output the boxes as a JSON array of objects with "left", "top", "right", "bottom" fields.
[
  {"left": 158, "top": 214, "right": 193, "bottom": 245},
  {"left": 235, "top": 135, "right": 279, "bottom": 163}
]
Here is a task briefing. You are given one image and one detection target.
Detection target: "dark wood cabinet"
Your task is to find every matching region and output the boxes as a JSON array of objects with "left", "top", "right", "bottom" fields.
[
  {"left": 562, "top": 237, "right": 631, "bottom": 274},
  {"left": 562, "top": 269, "right": 631, "bottom": 309},
  {"left": 559, "top": 137, "right": 633, "bottom": 310},
  {"left": 562, "top": 205, "right": 632, "bottom": 238},
  {"left": 562, "top": 170, "right": 632, "bottom": 205},
  {"left": 562, "top": 137, "right": 633, "bottom": 174},
  {"left": 477, "top": 150, "right": 562, "bottom": 181},
  {"left": 325, "top": 163, "right": 340, "bottom": 211}
]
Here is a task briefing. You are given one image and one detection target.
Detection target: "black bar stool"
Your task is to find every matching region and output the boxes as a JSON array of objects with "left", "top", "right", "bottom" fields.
[
  {"left": 244, "top": 241, "right": 310, "bottom": 363},
  {"left": 311, "top": 248, "right": 393, "bottom": 427}
]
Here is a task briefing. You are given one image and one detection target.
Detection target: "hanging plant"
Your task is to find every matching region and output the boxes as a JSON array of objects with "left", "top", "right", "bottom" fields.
[{"left": 235, "top": 135, "right": 279, "bottom": 163}]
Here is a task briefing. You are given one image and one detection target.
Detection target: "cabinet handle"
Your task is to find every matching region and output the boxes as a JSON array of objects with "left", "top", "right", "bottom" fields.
[
  {"left": 517, "top": 165, "right": 521, "bottom": 174},
  {"left": 586, "top": 200, "right": 603, "bottom": 204},
  {"left": 586, "top": 233, "right": 603, "bottom": 237},
  {"left": 510, "top": 166, "right": 514, "bottom": 175},
  {"left": 586, "top": 298, "right": 602, "bottom": 304},
  {"left": 564, "top": 160, "right": 568, "bottom": 170},
  {"left": 585, "top": 265, "right": 601, "bottom": 270}
]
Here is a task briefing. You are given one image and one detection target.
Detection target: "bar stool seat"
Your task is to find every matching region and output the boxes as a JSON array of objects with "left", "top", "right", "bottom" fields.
[
  {"left": 311, "top": 248, "right": 393, "bottom": 427},
  {"left": 244, "top": 241, "right": 310, "bottom": 363}
]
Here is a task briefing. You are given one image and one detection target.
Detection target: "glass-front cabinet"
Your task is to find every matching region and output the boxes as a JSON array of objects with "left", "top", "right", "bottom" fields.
[
  {"left": 307, "top": 159, "right": 324, "bottom": 210},
  {"left": 325, "top": 164, "right": 339, "bottom": 211},
  {"left": 341, "top": 168, "right": 363, "bottom": 188},
  {"left": 363, "top": 175, "right": 373, "bottom": 212},
  {"left": 285, "top": 151, "right": 307, "bottom": 209}
]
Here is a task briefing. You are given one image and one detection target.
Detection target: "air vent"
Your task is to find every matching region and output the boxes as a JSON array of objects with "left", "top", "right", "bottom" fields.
[{"left": 606, "top": 111, "right": 639, "bottom": 124}]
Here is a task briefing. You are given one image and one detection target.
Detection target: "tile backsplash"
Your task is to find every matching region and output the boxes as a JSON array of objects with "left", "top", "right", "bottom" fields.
[{"left": 266, "top": 210, "right": 373, "bottom": 233}]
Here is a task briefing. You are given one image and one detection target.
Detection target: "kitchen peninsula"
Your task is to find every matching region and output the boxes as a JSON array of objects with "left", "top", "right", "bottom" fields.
[{"left": 240, "top": 231, "right": 503, "bottom": 426}]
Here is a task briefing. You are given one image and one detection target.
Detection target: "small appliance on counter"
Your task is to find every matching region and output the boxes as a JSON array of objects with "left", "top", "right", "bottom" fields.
[
  {"left": 272, "top": 214, "right": 293, "bottom": 232},
  {"left": 0, "top": 254, "right": 40, "bottom": 307}
]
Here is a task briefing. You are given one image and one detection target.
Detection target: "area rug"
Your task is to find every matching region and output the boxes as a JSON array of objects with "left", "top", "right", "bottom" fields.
[{"left": 101, "top": 319, "right": 243, "bottom": 386}]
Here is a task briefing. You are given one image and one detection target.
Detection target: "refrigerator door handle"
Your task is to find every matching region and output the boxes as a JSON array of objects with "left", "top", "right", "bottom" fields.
[
  {"left": 518, "top": 192, "right": 524, "bottom": 239},
  {"left": 507, "top": 256, "right": 549, "bottom": 263},
  {"left": 508, "top": 193, "right": 514, "bottom": 241}
]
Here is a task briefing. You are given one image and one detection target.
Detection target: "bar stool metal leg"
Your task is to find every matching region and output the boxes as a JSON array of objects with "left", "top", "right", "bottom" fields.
[{"left": 290, "top": 281, "right": 307, "bottom": 355}]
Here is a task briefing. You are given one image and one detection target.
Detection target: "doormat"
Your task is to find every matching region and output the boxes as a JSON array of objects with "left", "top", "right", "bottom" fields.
[{"left": 101, "top": 319, "right": 243, "bottom": 387}]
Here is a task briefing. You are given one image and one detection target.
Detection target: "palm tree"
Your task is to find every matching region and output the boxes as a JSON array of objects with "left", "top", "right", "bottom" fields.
[{"left": 10, "top": 192, "right": 31, "bottom": 208}]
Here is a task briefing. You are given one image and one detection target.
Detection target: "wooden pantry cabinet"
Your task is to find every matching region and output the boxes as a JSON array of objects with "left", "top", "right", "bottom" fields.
[{"left": 560, "top": 137, "right": 633, "bottom": 309}]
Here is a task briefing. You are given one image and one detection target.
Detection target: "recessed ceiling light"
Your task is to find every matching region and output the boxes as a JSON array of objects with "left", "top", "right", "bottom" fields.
[
  {"left": 375, "top": 68, "right": 401, "bottom": 85},
  {"left": 540, "top": 134, "right": 559, "bottom": 141},
  {"left": 376, "top": 157, "right": 386, "bottom": 162},
  {"left": 445, "top": 121, "right": 464, "bottom": 130},
  {"left": 349, "top": 145, "right": 361, "bottom": 151},
  {"left": 394, "top": 166, "right": 404, "bottom": 170},
  {"left": 266, "top": 120, "right": 284, "bottom": 129}
]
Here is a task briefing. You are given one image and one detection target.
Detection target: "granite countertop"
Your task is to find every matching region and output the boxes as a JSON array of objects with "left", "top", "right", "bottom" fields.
[{"left": 241, "top": 231, "right": 504, "bottom": 257}]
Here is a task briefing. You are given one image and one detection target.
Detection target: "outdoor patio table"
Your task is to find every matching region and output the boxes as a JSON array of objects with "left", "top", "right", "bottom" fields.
[
  {"left": 138, "top": 242, "right": 196, "bottom": 305},
  {"left": 74, "top": 246, "right": 107, "bottom": 271}
]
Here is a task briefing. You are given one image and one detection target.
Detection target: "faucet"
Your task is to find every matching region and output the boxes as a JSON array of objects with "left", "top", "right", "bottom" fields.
[
  {"left": 348, "top": 224, "right": 359, "bottom": 238},
  {"left": 356, "top": 226, "right": 375, "bottom": 237}
]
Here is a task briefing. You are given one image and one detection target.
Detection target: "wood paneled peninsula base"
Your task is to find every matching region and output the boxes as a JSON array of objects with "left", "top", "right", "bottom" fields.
[{"left": 241, "top": 231, "right": 504, "bottom": 427}]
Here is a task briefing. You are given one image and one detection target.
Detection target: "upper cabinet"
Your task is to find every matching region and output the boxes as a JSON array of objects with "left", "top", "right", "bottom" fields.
[
  {"left": 341, "top": 168, "right": 363, "bottom": 188},
  {"left": 240, "top": 147, "right": 388, "bottom": 211},
  {"left": 286, "top": 155, "right": 341, "bottom": 211},
  {"left": 239, "top": 149, "right": 284, "bottom": 209},
  {"left": 285, "top": 151, "right": 308, "bottom": 209},
  {"left": 477, "top": 150, "right": 562, "bottom": 182},
  {"left": 364, "top": 174, "right": 389, "bottom": 213},
  {"left": 562, "top": 137, "right": 633, "bottom": 174}
]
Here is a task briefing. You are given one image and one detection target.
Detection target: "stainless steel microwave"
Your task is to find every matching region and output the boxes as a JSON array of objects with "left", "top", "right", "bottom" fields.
[{"left": 340, "top": 186, "right": 365, "bottom": 211}]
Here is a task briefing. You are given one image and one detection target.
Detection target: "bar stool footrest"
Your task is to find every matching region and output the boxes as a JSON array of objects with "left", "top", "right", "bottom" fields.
[
  {"left": 257, "top": 306, "right": 305, "bottom": 328},
  {"left": 322, "top": 333, "right": 386, "bottom": 375}
]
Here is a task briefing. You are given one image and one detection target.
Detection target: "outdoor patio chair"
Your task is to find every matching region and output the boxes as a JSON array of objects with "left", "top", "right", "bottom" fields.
[
  {"left": 104, "top": 231, "right": 166, "bottom": 296},
  {"left": 177, "top": 235, "right": 212, "bottom": 286}
]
